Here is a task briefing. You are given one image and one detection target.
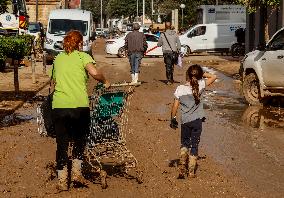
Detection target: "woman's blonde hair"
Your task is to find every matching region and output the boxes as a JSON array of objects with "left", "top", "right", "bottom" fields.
[{"left": 63, "top": 30, "right": 83, "bottom": 54}]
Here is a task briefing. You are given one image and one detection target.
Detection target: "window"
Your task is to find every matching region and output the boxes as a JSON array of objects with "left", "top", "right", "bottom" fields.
[
  {"left": 146, "top": 34, "right": 158, "bottom": 42},
  {"left": 269, "top": 30, "right": 284, "bottom": 50},
  {"left": 49, "top": 19, "right": 88, "bottom": 36},
  {"left": 28, "top": 23, "right": 40, "bottom": 33},
  {"left": 187, "top": 26, "right": 206, "bottom": 38}
]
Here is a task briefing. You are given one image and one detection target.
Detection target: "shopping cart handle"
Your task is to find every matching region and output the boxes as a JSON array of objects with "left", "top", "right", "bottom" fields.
[{"left": 95, "top": 82, "right": 105, "bottom": 90}]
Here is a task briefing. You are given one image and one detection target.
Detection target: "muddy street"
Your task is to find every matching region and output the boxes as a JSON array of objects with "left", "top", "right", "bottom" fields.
[{"left": 0, "top": 39, "right": 283, "bottom": 197}]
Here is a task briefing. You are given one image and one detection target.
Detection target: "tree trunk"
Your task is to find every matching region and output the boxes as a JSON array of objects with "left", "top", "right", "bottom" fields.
[{"left": 13, "top": 59, "right": 19, "bottom": 95}]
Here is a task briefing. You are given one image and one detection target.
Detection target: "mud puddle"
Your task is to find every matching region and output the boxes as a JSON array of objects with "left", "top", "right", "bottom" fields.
[
  {"left": 203, "top": 67, "right": 284, "bottom": 129},
  {"left": 202, "top": 67, "right": 284, "bottom": 196},
  {"left": 0, "top": 113, "right": 34, "bottom": 127}
]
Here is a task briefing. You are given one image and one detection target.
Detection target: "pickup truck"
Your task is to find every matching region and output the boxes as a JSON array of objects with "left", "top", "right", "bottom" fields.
[{"left": 240, "top": 27, "right": 284, "bottom": 105}]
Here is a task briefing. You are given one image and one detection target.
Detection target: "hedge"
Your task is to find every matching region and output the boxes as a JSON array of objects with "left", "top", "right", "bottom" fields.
[{"left": 0, "top": 34, "right": 34, "bottom": 62}]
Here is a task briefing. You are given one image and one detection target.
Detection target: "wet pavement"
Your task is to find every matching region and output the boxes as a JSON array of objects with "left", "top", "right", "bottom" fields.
[
  {"left": 200, "top": 67, "right": 284, "bottom": 196},
  {"left": 0, "top": 53, "right": 283, "bottom": 196}
]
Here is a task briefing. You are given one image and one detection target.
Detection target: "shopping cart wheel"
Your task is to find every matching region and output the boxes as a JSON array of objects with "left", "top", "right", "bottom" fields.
[{"left": 100, "top": 170, "right": 107, "bottom": 189}]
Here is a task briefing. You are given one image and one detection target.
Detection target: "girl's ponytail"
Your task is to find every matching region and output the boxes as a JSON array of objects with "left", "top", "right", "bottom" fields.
[{"left": 186, "top": 65, "right": 204, "bottom": 105}]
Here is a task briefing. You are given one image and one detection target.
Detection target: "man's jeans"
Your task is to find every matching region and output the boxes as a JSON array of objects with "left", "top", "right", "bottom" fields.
[
  {"left": 163, "top": 52, "right": 176, "bottom": 82},
  {"left": 128, "top": 52, "right": 143, "bottom": 74}
]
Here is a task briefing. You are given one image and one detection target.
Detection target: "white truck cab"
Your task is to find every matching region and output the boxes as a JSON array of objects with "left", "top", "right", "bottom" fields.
[
  {"left": 44, "top": 9, "right": 93, "bottom": 60},
  {"left": 240, "top": 27, "right": 284, "bottom": 105},
  {"left": 179, "top": 23, "right": 245, "bottom": 55}
]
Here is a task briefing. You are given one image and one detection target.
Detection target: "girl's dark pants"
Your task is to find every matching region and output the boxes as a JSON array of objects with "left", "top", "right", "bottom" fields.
[
  {"left": 52, "top": 107, "right": 90, "bottom": 170},
  {"left": 181, "top": 119, "right": 202, "bottom": 156}
]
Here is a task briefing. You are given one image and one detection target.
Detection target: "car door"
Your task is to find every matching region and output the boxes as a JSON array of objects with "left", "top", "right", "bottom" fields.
[
  {"left": 145, "top": 34, "right": 162, "bottom": 56},
  {"left": 260, "top": 29, "right": 284, "bottom": 87},
  {"left": 186, "top": 25, "right": 207, "bottom": 52}
]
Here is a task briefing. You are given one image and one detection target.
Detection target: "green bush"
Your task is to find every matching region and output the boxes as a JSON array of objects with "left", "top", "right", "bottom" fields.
[{"left": 0, "top": 34, "right": 35, "bottom": 63}]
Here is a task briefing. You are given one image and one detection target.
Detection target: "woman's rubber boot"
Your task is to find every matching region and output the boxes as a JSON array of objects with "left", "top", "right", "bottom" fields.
[
  {"left": 188, "top": 155, "right": 197, "bottom": 178},
  {"left": 71, "top": 159, "right": 88, "bottom": 186},
  {"left": 177, "top": 147, "right": 188, "bottom": 179},
  {"left": 57, "top": 166, "right": 68, "bottom": 192}
]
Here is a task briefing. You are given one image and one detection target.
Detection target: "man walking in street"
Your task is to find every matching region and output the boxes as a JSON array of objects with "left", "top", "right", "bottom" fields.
[
  {"left": 124, "top": 23, "right": 148, "bottom": 84},
  {"left": 157, "top": 22, "right": 181, "bottom": 85}
]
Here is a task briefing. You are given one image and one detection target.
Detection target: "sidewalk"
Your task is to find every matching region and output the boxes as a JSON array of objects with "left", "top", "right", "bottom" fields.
[{"left": 0, "top": 61, "right": 50, "bottom": 119}]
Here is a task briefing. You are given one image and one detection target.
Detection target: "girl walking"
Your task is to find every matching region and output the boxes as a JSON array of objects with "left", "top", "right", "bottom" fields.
[{"left": 170, "top": 64, "right": 217, "bottom": 178}]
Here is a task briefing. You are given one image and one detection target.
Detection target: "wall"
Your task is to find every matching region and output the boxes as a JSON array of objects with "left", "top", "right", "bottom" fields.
[
  {"left": 26, "top": 0, "right": 66, "bottom": 27},
  {"left": 245, "top": 2, "right": 284, "bottom": 53}
]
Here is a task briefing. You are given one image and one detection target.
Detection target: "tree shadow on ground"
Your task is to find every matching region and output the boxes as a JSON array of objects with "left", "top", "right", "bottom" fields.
[
  {"left": 0, "top": 90, "right": 37, "bottom": 102},
  {"left": 0, "top": 90, "right": 38, "bottom": 123}
]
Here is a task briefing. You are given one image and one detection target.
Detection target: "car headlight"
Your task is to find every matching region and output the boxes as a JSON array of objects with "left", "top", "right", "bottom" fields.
[{"left": 45, "top": 38, "right": 53, "bottom": 45}]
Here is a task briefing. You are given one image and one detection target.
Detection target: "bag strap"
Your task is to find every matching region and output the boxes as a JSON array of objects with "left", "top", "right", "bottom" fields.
[
  {"left": 163, "top": 32, "right": 174, "bottom": 53},
  {"left": 49, "top": 64, "right": 54, "bottom": 94}
]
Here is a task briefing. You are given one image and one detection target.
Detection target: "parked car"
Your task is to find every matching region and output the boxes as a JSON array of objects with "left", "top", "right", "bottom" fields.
[
  {"left": 179, "top": 23, "right": 246, "bottom": 56},
  {"left": 95, "top": 28, "right": 104, "bottom": 37},
  {"left": 27, "top": 22, "right": 44, "bottom": 38},
  {"left": 27, "top": 22, "right": 45, "bottom": 52},
  {"left": 106, "top": 33, "right": 164, "bottom": 58},
  {"left": 240, "top": 27, "right": 284, "bottom": 105}
]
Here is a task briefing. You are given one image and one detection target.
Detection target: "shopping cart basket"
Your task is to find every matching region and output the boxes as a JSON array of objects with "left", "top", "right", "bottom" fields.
[{"left": 86, "top": 83, "right": 142, "bottom": 189}]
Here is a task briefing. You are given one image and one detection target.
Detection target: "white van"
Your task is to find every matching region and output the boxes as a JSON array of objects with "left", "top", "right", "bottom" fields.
[
  {"left": 179, "top": 23, "right": 246, "bottom": 55},
  {"left": 44, "top": 9, "right": 93, "bottom": 60}
]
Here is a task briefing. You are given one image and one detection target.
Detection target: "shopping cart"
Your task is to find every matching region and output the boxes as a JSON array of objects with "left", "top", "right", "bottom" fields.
[{"left": 86, "top": 82, "right": 142, "bottom": 189}]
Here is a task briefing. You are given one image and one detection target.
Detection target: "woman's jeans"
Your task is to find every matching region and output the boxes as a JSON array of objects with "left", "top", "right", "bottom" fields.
[
  {"left": 128, "top": 52, "right": 143, "bottom": 74},
  {"left": 52, "top": 107, "right": 90, "bottom": 170},
  {"left": 181, "top": 119, "right": 202, "bottom": 156}
]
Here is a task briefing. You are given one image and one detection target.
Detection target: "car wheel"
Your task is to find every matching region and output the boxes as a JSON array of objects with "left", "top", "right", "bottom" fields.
[
  {"left": 182, "top": 45, "right": 191, "bottom": 57},
  {"left": 243, "top": 73, "right": 262, "bottom": 105},
  {"left": 118, "top": 47, "right": 127, "bottom": 58},
  {"left": 242, "top": 106, "right": 261, "bottom": 128}
]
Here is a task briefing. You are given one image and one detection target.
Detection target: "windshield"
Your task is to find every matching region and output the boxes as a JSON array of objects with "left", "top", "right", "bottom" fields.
[
  {"left": 49, "top": 19, "right": 88, "bottom": 36},
  {"left": 28, "top": 23, "right": 40, "bottom": 33}
]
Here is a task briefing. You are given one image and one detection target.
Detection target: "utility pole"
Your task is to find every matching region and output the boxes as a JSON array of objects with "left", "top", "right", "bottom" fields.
[
  {"left": 36, "top": 0, "right": 38, "bottom": 22},
  {"left": 281, "top": 0, "right": 284, "bottom": 27},
  {"left": 137, "top": 0, "right": 139, "bottom": 17},
  {"left": 151, "top": 0, "right": 154, "bottom": 15},
  {"left": 142, "top": 0, "right": 145, "bottom": 25},
  {"left": 100, "top": 0, "right": 103, "bottom": 28}
]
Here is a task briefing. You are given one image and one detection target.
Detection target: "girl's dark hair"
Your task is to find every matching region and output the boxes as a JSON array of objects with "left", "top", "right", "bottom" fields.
[{"left": 186, "top": 64, "right": 204, "bottom": 104}]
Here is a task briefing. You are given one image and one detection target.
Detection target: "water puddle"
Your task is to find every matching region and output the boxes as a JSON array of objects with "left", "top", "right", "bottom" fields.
[
  {"left": 242, "top": 106, "right": 284, "bottom": 129},
  {"left": 0, "top": 113, "right": 34, "bottom": 127},
  {"left": 202, "top": 66, "right": 284, "bottom": 129}
]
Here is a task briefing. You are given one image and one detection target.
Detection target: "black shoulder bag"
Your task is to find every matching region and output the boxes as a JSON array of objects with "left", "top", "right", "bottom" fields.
[
  {"left": 163, "top": 32, "right": 178, "bottom": 64},
  {"left": 37, "top": 65, "right": 56, "bottom": 138}
]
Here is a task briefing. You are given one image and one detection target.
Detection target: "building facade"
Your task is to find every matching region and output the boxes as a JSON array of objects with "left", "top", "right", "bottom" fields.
[
  {"left": 246, "top": 1, "right": 284, "bottom": 53},
  {"left": 26, "top": 0, "right": 67, "bottom": 27}
]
